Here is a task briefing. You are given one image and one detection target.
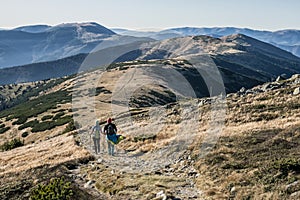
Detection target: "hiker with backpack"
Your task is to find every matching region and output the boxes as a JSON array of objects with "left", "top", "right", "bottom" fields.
[
  {"left": 91, "top": 120, "right": 102, "bottom": 154},
  {"left": 103, "top": 118, "right": 125, "bottom": 156}
]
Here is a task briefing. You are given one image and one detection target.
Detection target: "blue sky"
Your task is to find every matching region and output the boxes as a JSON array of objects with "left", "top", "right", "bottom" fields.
[{"left": 1, "top": 0, "right": 300, "bottom": 30}]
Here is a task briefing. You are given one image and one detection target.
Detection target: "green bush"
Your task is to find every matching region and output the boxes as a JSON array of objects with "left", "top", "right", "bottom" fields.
[
  {"left": 12, "top": 116, "right": 27, "bottom": 125},
  {"left": 41, "top": 115, "right": 53, "bottom": 121},
  {"left": 21, "top": 132, "right": 29, "bottom": 138},
  {"left": 1, "top": 138, "right": 24, "bottom": 151},
  {"left": 0, "top": 90, "right": 71, "bottom": 125},
  {"left": 0, "top": 126, "right": 10, "bottom": 134},
  {"left": 30, "top": 176, "right": 73, "bottom": 200},
  {"left": 18, "top": 119, "right": 39, "bottom": 130},
  {"left": 53, "top": 112, "right": 65, "bottom": 120},
  {"left": 274, "top": 158, "right": 300, "bottom": 175},
  {"left": 31, "top": 115, "right": 73, "bottom": 133}
]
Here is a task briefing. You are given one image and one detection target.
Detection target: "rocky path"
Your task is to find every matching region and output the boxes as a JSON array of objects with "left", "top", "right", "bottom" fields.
[{"left": 69, "top": 148, "right": 205, "bottom": 199}]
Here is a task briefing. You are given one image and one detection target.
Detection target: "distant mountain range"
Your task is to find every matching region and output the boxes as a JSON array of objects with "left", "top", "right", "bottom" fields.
[
  {"left": 112, "top": 27, "right": 300, "bottom": 57},
  {"left": 0, "top": 22, "right": 153, "bottom": 68},
  {"left": 1, "top": 33, "right": 300, "bottom": 95},
  {"left": 1, "top": 22, "right": 300, "bottom": 94}
]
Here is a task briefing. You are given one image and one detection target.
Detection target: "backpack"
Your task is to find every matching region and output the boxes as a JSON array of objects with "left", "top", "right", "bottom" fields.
[{"left": 107, "top": 124, "right": 115, "bottom": 135}]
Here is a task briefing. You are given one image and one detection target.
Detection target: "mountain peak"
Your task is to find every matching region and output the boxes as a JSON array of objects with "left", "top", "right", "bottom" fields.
[{"left": 48, "top": 22, "right": 116, "bottom": 35}]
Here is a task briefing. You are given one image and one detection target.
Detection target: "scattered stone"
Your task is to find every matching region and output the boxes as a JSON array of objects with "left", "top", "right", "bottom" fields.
[
  {"left": 291, "top": 74, "right": 300, "bottom": 80},
  {"left": 188, "top": 170, "right": 198, "bottom": 176},
  {"left": 84, "top": 180, "right": 95, "bottom": 189},
  {"left": 285, "top": 181, "right": 299, "bottom": 191},
  {"left": 276, "top": 75, "right": 286, "bottom": 82},
  {"left": 293, "top": 87, "right": 300, "bottom": 95},
  {"left": 230, "top": 186, "right": 236, "bottom": 193},
  {"left": 290, "top": 191, "right": 300, "bottom": 198},
  {"left": 239, "top": 87, "right": 246, "bottom": 93},
  {"left": 261, "top": 83, "right": 272, "bottom": 91},
  {"left": 294, "top": 78, "right": 300, "bottom": 84},
  {"left": 156, "top": 190, "right": 167, "bottom": 200}
]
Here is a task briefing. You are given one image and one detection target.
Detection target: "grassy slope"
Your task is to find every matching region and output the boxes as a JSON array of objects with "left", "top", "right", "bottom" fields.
[
  {"left": 193, "top": 82, "right": 300, "bottom": 199},
  {"left": 0, "top": 63, "right": 299, "bottom": 199}
]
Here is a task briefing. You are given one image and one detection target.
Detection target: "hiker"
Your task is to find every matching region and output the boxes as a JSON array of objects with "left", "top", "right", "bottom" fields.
[
  {"left": 104, "top": 118, "right": 117, "bottom": 156},
  {"left": 91, "top": 120, "right": 102, "bottom": 154},
  {"left": 104, "top": 118, "right": 127, "bottom": 156}
]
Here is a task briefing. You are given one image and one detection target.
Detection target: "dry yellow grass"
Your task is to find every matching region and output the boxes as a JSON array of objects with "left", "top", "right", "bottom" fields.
[{"left": 0, "top": 133, "right": 91, "bottom": 176}]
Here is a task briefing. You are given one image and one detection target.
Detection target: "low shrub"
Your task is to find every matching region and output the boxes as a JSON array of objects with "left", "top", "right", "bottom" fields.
[
  {"left": 41, "top": 115, "right": 53, "bottom": 121},
  {"left": 0, "top": 126, "right": 10, "bottom": 134},
  {"left": 21, "top": 132, "right": 29, "bottom": 138},
  {"left": 53, "top": 112, "right": 65, "bottom": 120},
  {"left": 1, "top": 138, "right": 24, "bottom": 151},
  {"left": 274, "top": 158, "right": 300, "bottom": 175},
  {"left": 30, "top": 176, "right": 73, "bottom": 200},
  {"left": 18, "top": 119, "right": 39, "bottom": 130}
]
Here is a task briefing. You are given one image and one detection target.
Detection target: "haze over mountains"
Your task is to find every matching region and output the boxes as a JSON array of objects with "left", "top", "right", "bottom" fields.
[
  {"left": 1, "top": 22, "right": 300, "bottom": 95},
  {"left": 113, "top": 27, "right": 300, "bottom": 57},
  {"left": 0, "top": 22, "right": 152, "bottom": 68},
  {"left": 1, "top": 22, "right": 300, "bottom": 70}
]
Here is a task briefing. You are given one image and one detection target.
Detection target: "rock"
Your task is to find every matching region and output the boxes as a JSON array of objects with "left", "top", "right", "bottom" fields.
[
  {"left": 156, "top": 190, "right": 167, "bottom": 200},
  {"left": 188, "top": 170, "right": 198, "bottom": 176},
  {"left": 293, "top": 87, "right": 300, "bottom": 95},
  {"left": 261, "top": 83, "right": 272, "bottom": 91},
  {"left": 291, "top": 74, "right": 300, "bottom": 84},
  {"left": 198, "top": 100, "right": 204, "bottom": 106},
  {"left": 237, "top": 87, "right": 246, "bottom": 95},
  {"left": 230, "top": 186, "right": 236, "bottom": 193},
  {"left": 239, "top": 87, "right": 246, "bottom": 93},
  {"left": 261, "top": 82, "right": 281, "bottom": 91},
  {"left": 226, "top": 93, "right": 234, "bottom": 98},
  {"left": 276, "top": 75, "right": 286, "bottom": 82},
  {"left": 245, "top": 89, "right": 254, "bottom": 95},
  {"left": 291, "top": 74, "right": 300, "bottom": 80},
  {"left": 291, "top": 191, "right": 300, "bottom": 198},
  {"left": 294, "top": 78, "right": 300, "bottom": 84},
  {"left": 84, "top": 180, "right": 95, "bottom": 189},
  {"left": 285, "top": 181, "right": 299, "bottom": 192}
]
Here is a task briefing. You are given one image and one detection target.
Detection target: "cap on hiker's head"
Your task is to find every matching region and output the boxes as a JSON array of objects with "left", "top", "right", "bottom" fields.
[
  {"left": 107, "top": 118, "right": 112, "bottom": 123},
  {"left": 96, "top": 120, "right": 99, "bottom": 125}
]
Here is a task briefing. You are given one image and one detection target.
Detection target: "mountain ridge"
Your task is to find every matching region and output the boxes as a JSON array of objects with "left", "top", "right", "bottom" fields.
[
  {"left": 0, "top": 22, "right": 152, "bottom": 69},
  {"left": 113, "top": 26, "right": 300, "bottom": 57},
  {"left": 1, "top": 34, "right": 300, "bottom": 95}
]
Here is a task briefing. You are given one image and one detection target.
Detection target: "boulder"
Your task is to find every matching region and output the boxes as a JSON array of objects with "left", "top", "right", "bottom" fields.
[
  {"left": 276, "top": 75, "right": 287, "bottom": 82},
  {"left": 291, "top": 191, "right": 300, "bottom": 198},
  {"left": 84, "top": 180, "right": 95, "bottom": 189},
  {"left": 285, "top": 181, "right": 299, "bottom": 192},
  {"left": 156, "top": 190, "right": 167, "bottom": 200},
  {"left": 291, "top": 74, "right": 300, "bottom": 80},
  {"left": 293, "top": 87, "right": 300, "bottom": 95},
  {"left": 294, "top": 78, "right": 300, "bottom": 85}
]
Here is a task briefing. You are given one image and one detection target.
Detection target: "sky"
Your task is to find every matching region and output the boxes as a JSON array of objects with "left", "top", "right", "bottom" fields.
[{"left": 1, "top": 0, "right": 300, "bottom": 31}]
